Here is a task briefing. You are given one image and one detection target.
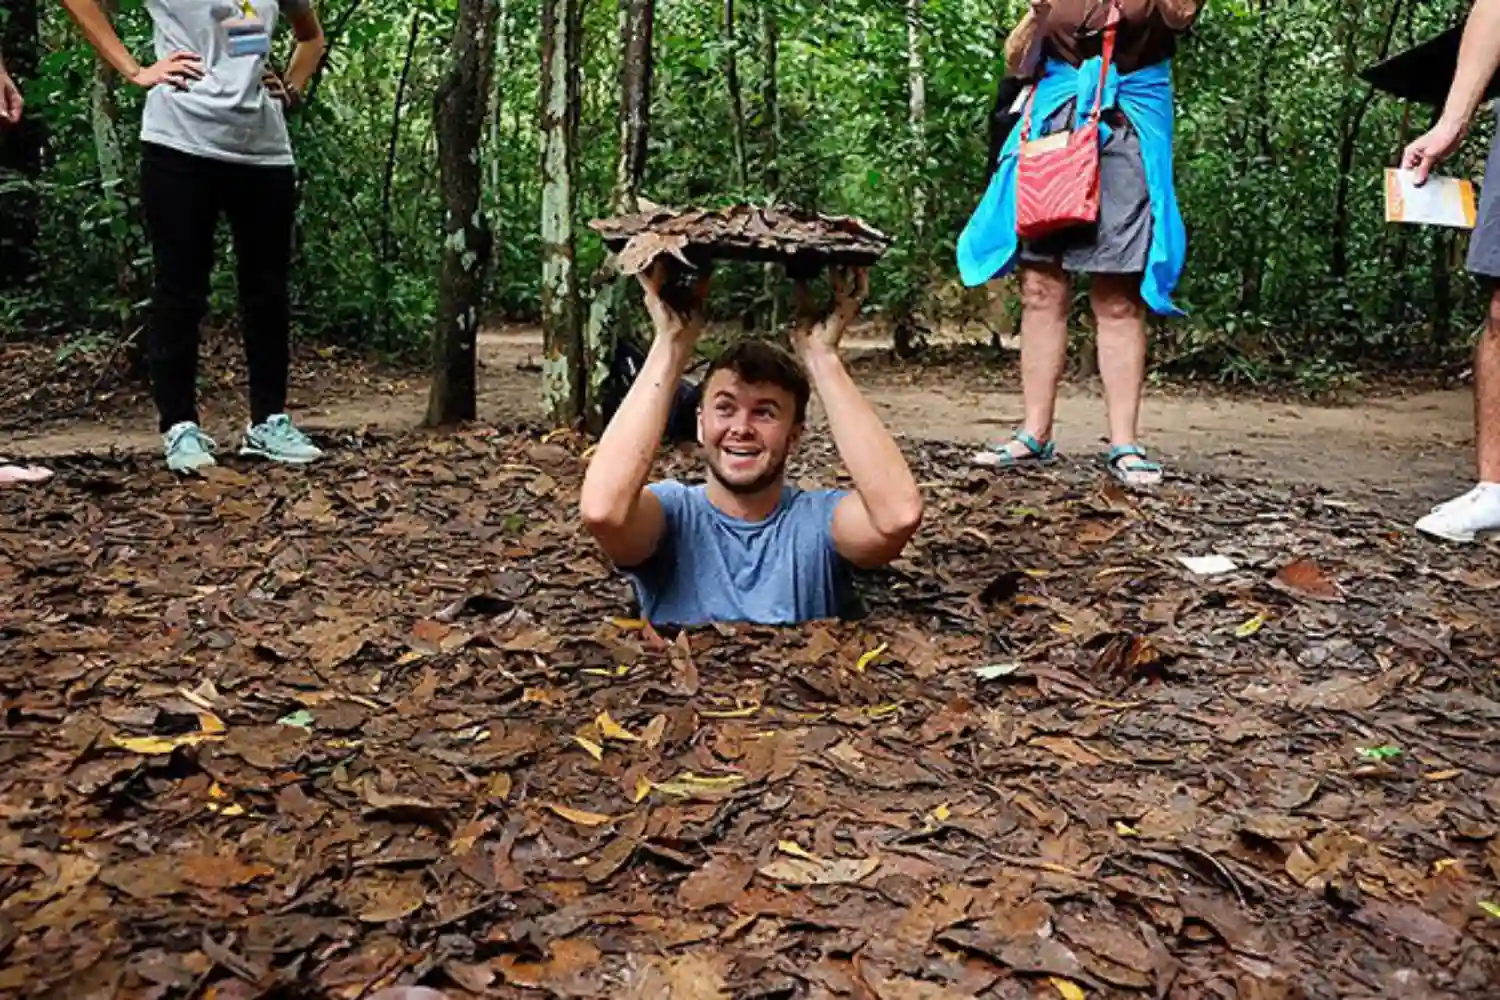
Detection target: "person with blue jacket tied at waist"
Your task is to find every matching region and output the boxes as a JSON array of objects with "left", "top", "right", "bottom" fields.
[{"left": 958, "top": 1, "right": 1201, "bottom": 486}]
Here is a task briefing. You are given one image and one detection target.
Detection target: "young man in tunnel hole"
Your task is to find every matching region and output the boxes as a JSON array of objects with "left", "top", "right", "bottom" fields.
[{"left": 579, "top": 260, "right": 924, "bottom": 628}]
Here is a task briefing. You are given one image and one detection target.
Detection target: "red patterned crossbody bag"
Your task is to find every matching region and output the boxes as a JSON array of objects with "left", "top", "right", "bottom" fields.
[{"left": 1015, "top": 0, "right": 1121, "bottom": 241}]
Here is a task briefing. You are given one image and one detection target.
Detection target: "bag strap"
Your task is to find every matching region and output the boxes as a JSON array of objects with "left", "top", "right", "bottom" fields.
[
  {"left": 1086, "top": 0, "right": 1122, "bottom": 124},
  {"left": 1020, "top": 0, "right": 1121, "bottom": 142}
]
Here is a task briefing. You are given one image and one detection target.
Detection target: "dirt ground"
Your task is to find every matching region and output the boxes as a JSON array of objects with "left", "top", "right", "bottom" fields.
[{"left": 1, "top": 328, "right": 1480, "bottom": 515}]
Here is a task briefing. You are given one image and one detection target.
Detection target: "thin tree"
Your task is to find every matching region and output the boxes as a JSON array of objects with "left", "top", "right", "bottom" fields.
[
  {"left": 426, "top": 0, "right": 500, "bottom": 426},
  {"left": 540, "top": 0, "right": 584, "bottom": 425},
  {"left": 581, "top": 0, "right": 657, "bottom": 433}
]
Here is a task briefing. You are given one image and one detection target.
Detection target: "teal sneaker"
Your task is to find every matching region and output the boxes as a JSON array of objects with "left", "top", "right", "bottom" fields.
[
  {"left": 163, "top": 422, "right": 218, "bottom": 474},
  {"left": 240, "top": 414, "right": 324, "bottom": 465}
]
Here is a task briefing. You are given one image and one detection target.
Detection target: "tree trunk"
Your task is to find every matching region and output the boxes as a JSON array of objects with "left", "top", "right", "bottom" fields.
[
  {"left": 582, "top": 0, "right": 657, "bottom": 434},
  {"left": 894, "top": 0, "right": 928, "bottom": 359},
  {"left": 0, "top": 0, "right": 43, "bottom": 297},
  {"left": 758, "top": 0, "right": 781, "bottom": 331},
  {"left": 1330, "top": 0, "right": 1402, "bottom": 282},
  {"left": 488, "top": 0, "right": 511, "bottom": 195},
  {"left": 540, "top": 0, "right": 585, "bottom": 425},
  {"left": 425, "top": 0, "right": 500, "bottom": 427},
  {"left": 88, "top": 0, "right": 138, "bottom": 356},
  {"left": 906, "top": 0, "right": 926, "bottom": 241},
  {"left": 723, "top": 0, "right": 748, "bottom": 189},
  {"left": 381, "top": 14, "right": 422, "bottom": 266}
]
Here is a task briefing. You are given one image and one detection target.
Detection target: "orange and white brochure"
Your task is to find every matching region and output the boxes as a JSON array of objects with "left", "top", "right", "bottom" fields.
[{"left": 1384, "top": 168, "right": 1478, "bottom": 229}]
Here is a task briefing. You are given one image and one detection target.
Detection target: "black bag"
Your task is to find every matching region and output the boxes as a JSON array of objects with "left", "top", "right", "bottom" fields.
[{"left": 601, "top": 337, "right": 701, "bottom": 444}]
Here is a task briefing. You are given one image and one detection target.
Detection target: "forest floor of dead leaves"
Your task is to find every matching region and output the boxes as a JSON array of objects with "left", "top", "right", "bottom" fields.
[{"left": 3, "top": 420, "right": 1500, "bottom": 1000}]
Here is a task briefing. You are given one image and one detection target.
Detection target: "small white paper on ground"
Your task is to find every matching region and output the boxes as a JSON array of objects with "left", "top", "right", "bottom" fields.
[{"left": 1178, "top": 555, "right": 1238, "bottom": 576}]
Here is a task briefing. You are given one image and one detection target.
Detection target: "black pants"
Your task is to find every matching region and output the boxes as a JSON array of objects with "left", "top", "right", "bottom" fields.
[{"left": 140, "top": 142, "right": 296, "bottom": 433}]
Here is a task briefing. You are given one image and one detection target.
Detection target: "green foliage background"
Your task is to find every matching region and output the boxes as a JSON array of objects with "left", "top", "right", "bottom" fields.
[{"left": 1, "top": 0, "right": 1492, "bottom": 386}]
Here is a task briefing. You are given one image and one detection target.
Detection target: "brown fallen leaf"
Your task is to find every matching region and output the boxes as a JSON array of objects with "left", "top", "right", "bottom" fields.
[
  {"left": 1179, "top": 891, "right": 1267, "bottom": 956},
  {"left": 1031, "top": 736, "right": 1104, "bottom": 768},
  {"left": 359, "top": 781, "right": 452, "bottom": 833},
  {"left": 1354, "top": 899, "right": 1463, "bottom": 952},
  {"left": 98, "top": 855, "right": 188, "bottom": 900},
  {"left": 6, "top": 853, "right": 100, "bottom": 906},
  {"left": 358, "top": 877, "right": 426, "bottom": 923},
  {"left": 545, "top": 803, "right": 619, "bottom": 828},
  {"left": 180, "top": 855, "right": 277, "bottom": 890},
  {"left": 678, "top": 855, "right": 757, "bottom": 911},
  {"left": 498, "top": 938, "right": 602, "bottom": 994},
  {"left": 758, "top": 854, "right": 880, "bottom": 887},
  {"left": 1273, "top": 558, "right": 1341, "bottom": 601},
  {"left": 622, "top": 950, "right": 729, "bottom": 1000}
]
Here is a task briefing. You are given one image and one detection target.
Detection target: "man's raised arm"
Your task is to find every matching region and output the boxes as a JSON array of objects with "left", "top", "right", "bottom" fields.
[
  {"left": 791, "top": 269, "right": 923, "bottom": 569},
  {"left": 579, "top": 262, "right": 709, "bottom": 568},
  {"left": 1403, "top": 0, "right": 1500, "bottom": 183}
]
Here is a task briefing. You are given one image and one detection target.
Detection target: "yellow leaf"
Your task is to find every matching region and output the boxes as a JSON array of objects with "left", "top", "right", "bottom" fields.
[
  {"left": 1480, "top": 901, "right": 1500, "bottom": 919},
  {"left": 208, "top": 803, "right": 246, "bottom": 817},
  {"left": 571, "top": 736, "right": 604, "bottom": 761},
  {"left": 1425, "top": 769, "right": 1462, "bottom": 782},
  {"left": 653, "top": 772, "right": 745, "bottom": 797},
  {"left": 778, "top": 840, "right": 819, "bottom": 860},
  {"left": 1050, "top": 978, "right": 1085, "bottom": 1000},
  {"left": 596, "top": 711, "right": 641, "bottom": 743},
  {"left": 545, "top": 803, "right": 617, "bottom": 827},
  {"left": 1433, "top": 858, "right": 1462, "bottom": 875},
  {"left": 198, "top": 712, "right": 227, "bottom": 735},
  {"left": 394, "top": 650, "right": 428, "bottom": 666},
  {"left": 1115, "top": 822, "right": 1140, "bottom": 837},
  {"left": 863, "top": 703, "right": 903, "bottom": 719},
  {"left": 111, "top": 732, "right": 220, "bottom": 755},
  {"left": 611, "top": 617, "right": 647, "bottom": 630},
  {"left": 583, "top": 665, "right": 631, "bottom": 678},
  {"left": 631, "top": 775, "right": 654, "bottom": 804},
  {"left": 700, "top": 700, "right": 761, "bottom": 719},
  {"left": 1022, "top": 568, "right": 1052, "bottom": 578},
  {"left": 208, "top": 782, "right": 231, "bottom": 801},
  {"left": 1235, "top": 613, "right": 1267, "bottom": 638},
  {"left": 854, "top": 643, "right": 889, "bottom": 674}
]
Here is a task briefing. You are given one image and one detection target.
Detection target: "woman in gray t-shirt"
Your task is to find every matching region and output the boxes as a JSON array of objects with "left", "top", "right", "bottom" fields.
[{"left": 60, "top": 0, "right": 327, "bottom": 474}]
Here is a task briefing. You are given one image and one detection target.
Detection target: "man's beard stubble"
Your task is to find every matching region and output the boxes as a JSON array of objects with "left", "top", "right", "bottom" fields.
[{"left": 705, "top": 450, "right": 787, "bottom": 497}]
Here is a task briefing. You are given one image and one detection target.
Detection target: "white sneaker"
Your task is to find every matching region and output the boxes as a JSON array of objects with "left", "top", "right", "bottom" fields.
[
  {"left": 163, "top": 422, "right": 218, "bottom": 474},
  {"left": 240, "top": 414, "right": 324, "bottom": 465},
  {"left": 1415, "top": 484, "right": 1500, "bottom": 543}
]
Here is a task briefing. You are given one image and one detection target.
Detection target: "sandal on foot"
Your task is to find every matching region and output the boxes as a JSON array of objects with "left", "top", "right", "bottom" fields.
[
  {"left": 1106, "top": 444, "right": 1163, "bottom": 487},
  {"left": 971, "top": 430, "right": 1056, "bottom": 470}
]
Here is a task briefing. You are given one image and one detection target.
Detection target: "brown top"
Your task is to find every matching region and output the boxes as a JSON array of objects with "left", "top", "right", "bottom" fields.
[{"left": 1005, "top": 0, "right": 1202, "bottom": 78}]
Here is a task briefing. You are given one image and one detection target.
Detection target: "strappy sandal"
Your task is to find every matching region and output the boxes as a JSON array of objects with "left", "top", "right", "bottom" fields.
[
  {"left": 1105, "top": 444, "right": 1163, "bottom": 487},
  {"left": 971, "top": 430, "right": 1056, "bottom": 470}
]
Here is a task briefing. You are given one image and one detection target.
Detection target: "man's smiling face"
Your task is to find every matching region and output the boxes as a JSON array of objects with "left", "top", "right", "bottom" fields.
[{"left": 697, "top": 368, "right": 802, "bottom": 496}]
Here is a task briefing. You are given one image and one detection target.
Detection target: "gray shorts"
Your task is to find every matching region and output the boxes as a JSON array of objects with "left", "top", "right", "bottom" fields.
[
  {"left": 1468, "top": 110, "right": 1500, "bottom": 279},
  {"left": 1018, "top": 101, "right": 1152, "bottom": 275}
]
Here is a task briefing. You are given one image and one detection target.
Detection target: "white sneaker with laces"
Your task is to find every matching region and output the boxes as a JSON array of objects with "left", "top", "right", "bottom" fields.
[{"left": 1414, "top": 483, "right": 1500, "bottom": 543}]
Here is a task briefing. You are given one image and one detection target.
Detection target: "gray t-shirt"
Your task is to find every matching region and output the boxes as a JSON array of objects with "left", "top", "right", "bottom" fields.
[
  {"left": 623, "top": 481, "right": 860, "bottom": 627},
  {"left": 140, "top": 0, "right": 310, "bottom": 166}
]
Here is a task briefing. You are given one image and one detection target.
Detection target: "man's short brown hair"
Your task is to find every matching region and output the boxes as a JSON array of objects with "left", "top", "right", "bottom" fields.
[{"left": 702, "top": 340, "right": 811, "bottom": 424}]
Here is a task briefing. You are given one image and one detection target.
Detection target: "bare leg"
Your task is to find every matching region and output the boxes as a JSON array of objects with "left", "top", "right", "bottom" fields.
[
  {"left": 1415, "top": 285, "right": 1500, "bottom": 541},
  {"left": 976, "top": 261, "right": 1070, "bottom": 465},
  {"left": 1090, "top": 272, "right": 1158, "bottom": 484},
  {"left": 1478, "top": 288, "right": 1500, "bottom": 483}
]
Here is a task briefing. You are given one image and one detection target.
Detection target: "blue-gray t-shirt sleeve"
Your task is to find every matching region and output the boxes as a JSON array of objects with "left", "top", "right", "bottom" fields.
[
  {"left": 618, "top": 480, "right": 687, "bottom": 576},
  {"left": 803, "top": 488, "right": 849, "bottom": 556}
]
